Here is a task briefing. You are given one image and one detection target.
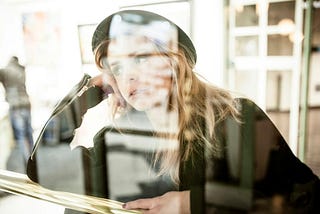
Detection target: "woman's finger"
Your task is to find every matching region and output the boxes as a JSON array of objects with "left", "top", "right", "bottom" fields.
[{"left": 123, "top": 197, "right": 159, "bottom": 210}]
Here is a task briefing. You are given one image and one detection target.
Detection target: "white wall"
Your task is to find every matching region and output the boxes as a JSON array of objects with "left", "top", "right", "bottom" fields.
[
  {"left": 0, "top": 4, "right": 26, "bottom": 66},
  {"left": 192, "top": 0, "right": 225, "bottom": 87}
]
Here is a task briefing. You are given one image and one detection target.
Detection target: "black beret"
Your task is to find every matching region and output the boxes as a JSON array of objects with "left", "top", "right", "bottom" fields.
[{"left": 91, "top": 10, "right": 197, "bottom": 63}]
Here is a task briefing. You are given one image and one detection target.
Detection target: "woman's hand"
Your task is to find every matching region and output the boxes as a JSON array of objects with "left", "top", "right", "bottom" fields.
[
  {"left": 89, "top": 73, "right": 116, "bottom": 91},
  {"left": 122, "top": 191, "right": 190, "bottom": 214},
  {"left": 89, "top": 73, "right": 126, "bottom": 107}
]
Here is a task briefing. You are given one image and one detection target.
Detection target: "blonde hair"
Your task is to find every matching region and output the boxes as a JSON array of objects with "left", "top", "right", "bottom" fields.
[{"left": 94, "top": 41, "right": 239, "bottom": 184}]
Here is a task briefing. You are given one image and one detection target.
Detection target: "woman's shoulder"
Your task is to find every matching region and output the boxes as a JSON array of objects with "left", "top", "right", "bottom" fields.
[
  {"left": 234, "top": 97, "right": 268, "bottom": 118},
  {"left": 234, "top": 97, "right": 257, "bottom": 108}
]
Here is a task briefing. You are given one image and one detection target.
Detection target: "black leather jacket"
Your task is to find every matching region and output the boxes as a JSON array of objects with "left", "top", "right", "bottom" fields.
[
  {"left": 27, "top": 75, "right": 320, "bottom": 213},
  {"left": 86, "top": 98, "right": 320, "bottom": 213}
]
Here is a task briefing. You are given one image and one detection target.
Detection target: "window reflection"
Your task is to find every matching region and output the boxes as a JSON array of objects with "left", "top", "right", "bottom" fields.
[
  {"left": 266, "top": 70, "right": 292, "bottom": 111},
  {"left": 235, "top": 36, "right": 259, "bottom": 56},
  {"left": 268, "top": 1, "right": 295, "bottom": 26},
  {"left": 104, "top": 111, "right": 177, "bottom": 201},
  {"left": 1, "top": 3, "right": 320, "bottom": 214},
  {"left": 268, "top": 34, "right": 293, "bottom": 56},
  {"left": 235, "top": 5, "right": 259, "bottom": 27}
]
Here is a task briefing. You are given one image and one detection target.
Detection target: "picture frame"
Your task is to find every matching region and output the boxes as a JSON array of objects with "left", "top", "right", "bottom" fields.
[{"left": 77, "top": 24, "right": 97, "bottom": 64}]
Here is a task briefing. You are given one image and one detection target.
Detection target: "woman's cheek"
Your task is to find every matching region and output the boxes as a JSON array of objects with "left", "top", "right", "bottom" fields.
[{"left": 115, "top": 78, "right": 129, "bottom": 99}]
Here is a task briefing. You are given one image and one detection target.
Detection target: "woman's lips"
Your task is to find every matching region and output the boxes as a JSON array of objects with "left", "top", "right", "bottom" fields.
[{"left": 129, "top": 88, "right": 149, "bottom": 98}]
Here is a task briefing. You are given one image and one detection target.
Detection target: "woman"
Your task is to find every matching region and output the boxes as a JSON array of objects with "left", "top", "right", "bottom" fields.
[{"left": 88, "top": 10, "right": 320, "bottom": 213}]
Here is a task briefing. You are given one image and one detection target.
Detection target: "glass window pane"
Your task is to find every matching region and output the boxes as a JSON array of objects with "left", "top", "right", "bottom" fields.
[
  {"left": 266, "top": 70, "right": 292, "bottom": 143},
  {"left": 312, "top": 8, "right": 320, "bottom": 47},
  {"left": 268, "top": 1, "right": 295, "bottom": 25},
  {"left": 235, "top": 36, "right": 259, "bottom": 56},
  {"left": 266, "top": 70, "right": 292, "bottom": 110},
  {"left": 235, "top": 5, "right": 259, "bottom": 27},
  {"left": 234, "top": 70, "right": 258, "bottom": 100},
  {"left": 268, "top": 34, "right": 293, "bottom": 56}
]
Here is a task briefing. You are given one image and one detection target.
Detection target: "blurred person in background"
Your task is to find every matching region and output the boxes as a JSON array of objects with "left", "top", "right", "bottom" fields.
[{"left": 0, "top": 56, "right": 34, "bottom": 170}]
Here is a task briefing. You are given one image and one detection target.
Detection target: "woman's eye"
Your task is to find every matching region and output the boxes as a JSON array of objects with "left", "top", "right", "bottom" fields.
[{"left": 134, "top": 54, "right": 149, "bottom": 64}]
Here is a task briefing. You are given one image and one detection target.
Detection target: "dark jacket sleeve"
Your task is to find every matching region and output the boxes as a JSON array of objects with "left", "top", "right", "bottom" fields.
[
  {"left": 179, "top": 149, "right": 205, "bottom": 214},
  {"left": 0, "top": 69, "right": 4, "bottom": 82},
  {"left": 246, "top": 98, "right": 320, "bottom": 212}
]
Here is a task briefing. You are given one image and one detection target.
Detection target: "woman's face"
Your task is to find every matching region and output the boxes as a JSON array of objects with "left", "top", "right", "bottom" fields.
[{"left": 106, "top": 35, "right": 174, "bottom": 111}]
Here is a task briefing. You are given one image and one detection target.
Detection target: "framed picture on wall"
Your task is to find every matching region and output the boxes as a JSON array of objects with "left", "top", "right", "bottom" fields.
[
  {"left": 22, "top": 11, "right": 61, "bottom": 66},
  {"left": 77, "top": 24, "right": 97, "bottom": 64}
]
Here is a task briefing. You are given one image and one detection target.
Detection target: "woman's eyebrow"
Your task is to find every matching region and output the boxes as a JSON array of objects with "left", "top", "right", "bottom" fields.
[
  {"left": 108, "top": 51, "right": 144, "bottom": 66},
  {"left": 108, "top": 48, "right": 160, "bottom": 65},
  {"left": 109, "top": 61, "right": 119, "bottom": 67},
  {"left": 108, "top": 54, "right": 130, "bottom": 67}
]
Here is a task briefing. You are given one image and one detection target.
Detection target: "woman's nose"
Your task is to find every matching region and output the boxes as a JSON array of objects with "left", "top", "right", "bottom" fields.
[
  {"left": 121, "top": 57, "right": 144, "bottom": 81},
  {"left": 124, "top": 66, "right": 139, "bottom": 82}
]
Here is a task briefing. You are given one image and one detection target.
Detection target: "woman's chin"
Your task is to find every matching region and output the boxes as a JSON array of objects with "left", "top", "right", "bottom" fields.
[{"left": 131, "top": 100, "right": 164, "bottom": 112}]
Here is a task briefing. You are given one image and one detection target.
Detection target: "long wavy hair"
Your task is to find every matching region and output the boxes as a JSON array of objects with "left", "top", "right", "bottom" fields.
[{"left": 94, "top": 40, "right": 239, "bottom": 184}]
